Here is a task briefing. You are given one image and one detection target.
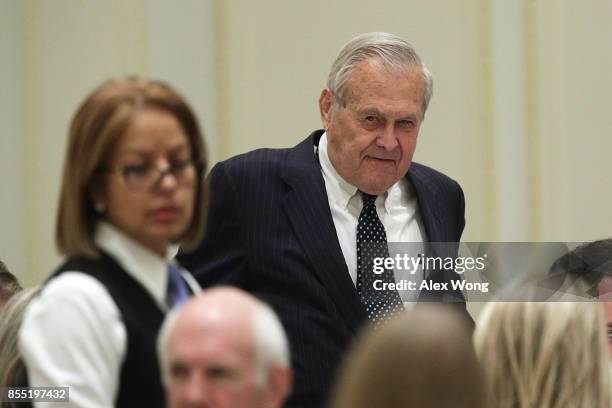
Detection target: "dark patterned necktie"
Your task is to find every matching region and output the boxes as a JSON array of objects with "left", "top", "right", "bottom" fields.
[
  {"left": 356, "top": 192, "right": 404, "bottom": 325},
  {"left": 167, "top": 263, "right": 189, "bottom": 308}
]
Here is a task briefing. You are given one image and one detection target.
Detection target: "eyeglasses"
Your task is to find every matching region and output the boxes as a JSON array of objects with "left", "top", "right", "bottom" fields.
[{"left": 108, "top": 159, "right": 201, "bottom": 192}]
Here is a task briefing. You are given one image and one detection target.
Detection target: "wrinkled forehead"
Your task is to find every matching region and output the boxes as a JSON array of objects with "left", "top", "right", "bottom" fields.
[
  {"left": 359, "top": 55, "right": 423, "bottom": 76},
  {"left": 343, "top": 62, "right": 426, "bottom": 111},
  {"left": 168, "top": 320, "right": 256, "bottom": 366},
  {"left": 173, "top": 307, "right": 255, "bottom": 348},
  {"left": 348, "top": 58, "right": 424, "bottom": 88}
]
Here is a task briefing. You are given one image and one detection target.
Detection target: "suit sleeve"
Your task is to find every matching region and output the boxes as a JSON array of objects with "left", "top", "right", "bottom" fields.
[{"left": 177, "top": 161, "right": 248, "bottom": 288}]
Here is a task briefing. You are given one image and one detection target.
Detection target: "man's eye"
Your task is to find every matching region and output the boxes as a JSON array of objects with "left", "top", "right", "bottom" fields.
[
  {"left": 361, "top": 116, "right": 381, "bottom": 128},
  {"left": 398, "top": 120, "right": 415, "bottom": 129},
  {"left": 207, "top": 366, "right": 234, "bottom": 381},
  {"left": 170, "top": 364, "right": 190, "bottom": 380}
]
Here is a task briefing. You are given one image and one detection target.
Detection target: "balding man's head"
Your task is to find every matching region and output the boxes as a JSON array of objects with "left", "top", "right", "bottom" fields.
[{"left": 158, "top": 287, "right": 292, "bottom": 408}]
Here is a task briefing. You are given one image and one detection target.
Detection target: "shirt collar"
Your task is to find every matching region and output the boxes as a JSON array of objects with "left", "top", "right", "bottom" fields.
[
  {"left": 385, "top": 178, "right": 412, "bottom": 214},
  {"left": 319, "top": 132, "right": 358, "bottom": 209},
  {"left": 95, "top": 221, "right": 176, "bottom": 310}
]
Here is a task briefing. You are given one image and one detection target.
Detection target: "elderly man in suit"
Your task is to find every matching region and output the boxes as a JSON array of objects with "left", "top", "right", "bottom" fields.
[{"left": 179, "top": 32, "right": 468, "bottom": 407}]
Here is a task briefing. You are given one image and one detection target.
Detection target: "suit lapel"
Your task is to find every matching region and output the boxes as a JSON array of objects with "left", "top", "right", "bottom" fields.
[
  {"left": 408, "top": 165, "right": 462, "bottom": 301},
  {"left": 281, "top": 131, "right": 366, "bottom": 331},
  {"left": 407, "top": 164, "right": 444, "bottom": 242}
]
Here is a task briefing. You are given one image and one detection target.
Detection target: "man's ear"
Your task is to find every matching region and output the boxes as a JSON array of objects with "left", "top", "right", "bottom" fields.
[
  {"left": 319, "top": 88, "right": 334, "bottom": 130},
  {"left": 264, "top": 365, "right": 293, "bottom": 408}
]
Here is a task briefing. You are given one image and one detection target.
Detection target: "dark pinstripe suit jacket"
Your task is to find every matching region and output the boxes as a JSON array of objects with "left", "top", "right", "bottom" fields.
[{"left": 178, "top": 130, "right": 468, "bottom": 408}]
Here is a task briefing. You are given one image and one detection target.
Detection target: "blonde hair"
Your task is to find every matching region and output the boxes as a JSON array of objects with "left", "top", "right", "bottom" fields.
[
  {"left": 474, "top": 301, "right": 611, "bottom": 408},
  {"left": 330, "top": 306, "right": 484, "bottom": 408},
  {"left": 0, "top": 287, "right": 40, "bottom": 387},
  {"left": 56, "top": 77, "right": 208, "bottom": 258}
]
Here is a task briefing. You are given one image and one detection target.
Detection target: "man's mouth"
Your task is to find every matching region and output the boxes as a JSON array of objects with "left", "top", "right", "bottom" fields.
[{"left": 366, "top": 156, "right": 395, "bottom": 163}]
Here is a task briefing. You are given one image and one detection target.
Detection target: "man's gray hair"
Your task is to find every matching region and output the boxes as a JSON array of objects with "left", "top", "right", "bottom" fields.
[
  {"left": 327, "top": 32, "right": 433, "bottom": 116},
  {"left": 252, "top": 302, "right": 290, "bottom": 384}
]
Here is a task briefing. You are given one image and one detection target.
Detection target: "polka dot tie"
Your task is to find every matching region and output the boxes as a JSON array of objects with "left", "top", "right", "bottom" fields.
[{"left": 356, "top": 192, "right": 404, "bottom": 325}]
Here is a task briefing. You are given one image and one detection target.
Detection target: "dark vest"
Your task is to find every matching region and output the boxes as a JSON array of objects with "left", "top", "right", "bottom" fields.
[{"left": 49, "top": 251, "right": 166, "bottom": 408}]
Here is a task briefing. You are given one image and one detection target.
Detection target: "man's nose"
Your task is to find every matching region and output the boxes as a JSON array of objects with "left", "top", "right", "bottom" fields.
[
  {"left": 376, "top": 125, "right": 399, "bottom": 150},
  {"left": 181, "top": 375, "right": 209, "bottom": 407}
]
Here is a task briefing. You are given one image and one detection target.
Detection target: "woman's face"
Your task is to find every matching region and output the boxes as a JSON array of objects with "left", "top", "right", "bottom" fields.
[{"left": 98, "top": 109, "right": 196, "bottom": 256}]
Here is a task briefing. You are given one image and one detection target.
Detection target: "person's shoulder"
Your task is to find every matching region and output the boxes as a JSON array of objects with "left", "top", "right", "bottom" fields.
[
  {"left": 210, "top": 132, "right": 316, "bottom": 186},
  {"left": 22, "top": 271, "right": 121, "bottom": 339},
  {"left": 209, "top": 148, "right": 290, "bottom": 191},
  {"left": 206, "top": 147, "right": 294, "bottom": 196},
  {"left": 220, "top": 146, "right": 292, "bottom": 173},
  {"left": 40, "top": 271, "right": 116, "bottom": 308},
  {"left": 409, "top": 161, "right": 463, "bottom": 192},
  {"left": 215, "top": 132, "right": 316, "bottom": 175}
]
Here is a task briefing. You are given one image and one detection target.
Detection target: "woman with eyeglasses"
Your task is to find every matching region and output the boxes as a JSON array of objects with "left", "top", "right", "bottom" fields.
[{"left": 18, "top": 77, "right": 207, "bottom": 407}]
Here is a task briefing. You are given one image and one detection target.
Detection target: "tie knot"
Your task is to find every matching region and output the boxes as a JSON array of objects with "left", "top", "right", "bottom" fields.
[{"left": 361, "top": 192, "right": 377, "bottom": 207}]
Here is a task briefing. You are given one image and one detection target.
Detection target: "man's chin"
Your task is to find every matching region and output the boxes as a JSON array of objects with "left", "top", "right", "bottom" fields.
[{"left": 356, "top": 179, "right": 396, "bottom": 195}]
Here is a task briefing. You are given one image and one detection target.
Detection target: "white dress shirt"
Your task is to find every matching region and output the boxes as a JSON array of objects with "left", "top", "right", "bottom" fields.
[
  {"left": 19, "top": 222, "right": 200, "bottom": 408},
  {"left": 318, "top": 133, "right": 426, "bottom": 302}
]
